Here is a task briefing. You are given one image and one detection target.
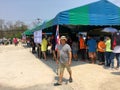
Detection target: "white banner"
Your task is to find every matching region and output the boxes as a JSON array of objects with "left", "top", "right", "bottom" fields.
[{"left": 34, "top": 30, "right": 42, "bottom": 44}]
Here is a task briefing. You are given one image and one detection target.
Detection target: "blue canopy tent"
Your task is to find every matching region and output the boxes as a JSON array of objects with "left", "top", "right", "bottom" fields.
[{"left": 36, "top": 0, "right": 120, "bottom": 31}]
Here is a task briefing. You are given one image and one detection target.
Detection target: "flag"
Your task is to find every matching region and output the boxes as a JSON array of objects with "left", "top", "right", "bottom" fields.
[
  {"left": 55, "top": 25, "right": 60, "bottom": 51},
  {"left": 56, "top": 25, "right": 60, "bottom": 44}
]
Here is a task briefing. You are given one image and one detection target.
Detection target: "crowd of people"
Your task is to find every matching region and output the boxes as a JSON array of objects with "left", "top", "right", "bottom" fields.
[
  {"left": 0, "top": 37, "right": 20, "bottom": 46},
  {"left": 1, "top": 31, "right": 120, "bottom": 86},
  {"left": 28, "top": 33, "right": 120, "bottom": 70},
  {"left": 27, "top": 32, "right": 120, "bottom": 86}
]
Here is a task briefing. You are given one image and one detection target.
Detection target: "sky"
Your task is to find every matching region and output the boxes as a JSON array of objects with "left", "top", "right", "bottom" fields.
[{"left": 0, "top": 0, "right": 120, "bottom": 26}]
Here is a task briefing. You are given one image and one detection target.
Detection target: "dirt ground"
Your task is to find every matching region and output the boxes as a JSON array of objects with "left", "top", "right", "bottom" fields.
[{"left": 0, "top": 44, "right": 120, "bottom": 90}]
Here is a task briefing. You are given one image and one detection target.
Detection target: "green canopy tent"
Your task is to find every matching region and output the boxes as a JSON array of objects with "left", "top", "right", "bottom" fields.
[
  {"left": 23, "top": 29, "right": 34, "bottom": 36},
  {"left": 23, "top": 22, "right": 42, "bottom": 36}
]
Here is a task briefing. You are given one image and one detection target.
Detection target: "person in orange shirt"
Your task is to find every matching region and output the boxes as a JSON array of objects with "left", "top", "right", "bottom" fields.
[
  {"left": 79, "top": 34, "right": 86, "bottom": 61},
  {"left": 97, "top": 37, "right": 106, "bottom": 65}
]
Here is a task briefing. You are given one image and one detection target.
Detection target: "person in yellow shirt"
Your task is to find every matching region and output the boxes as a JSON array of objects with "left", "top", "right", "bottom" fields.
[
  {"left": 41, "top": 35, "right": 48, "bottom": 60},
  {"left": 97, "top": 37, "right": 106, "bottom": 65},
  {"left": 105, "top": 36, "right": 112, "bottom": 67}
]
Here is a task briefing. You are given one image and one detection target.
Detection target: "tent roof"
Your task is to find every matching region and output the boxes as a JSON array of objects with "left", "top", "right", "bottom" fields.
[
  {"left": 23, "top": 23, "right": 42, "bottom": 35},
  {"left": 38, "top": 0, "right": 120, "bottom": 30},
  {"left": 23, "top": 29, "right": 34, "bottom": 35}
]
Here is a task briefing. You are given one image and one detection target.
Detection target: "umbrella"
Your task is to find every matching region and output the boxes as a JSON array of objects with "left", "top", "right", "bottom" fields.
[
  {"left": 112, "top": 46, "right": 120, "bottom": 53},
  {"left": 102, "top": 27, "right": 118, "bottom": 33}
]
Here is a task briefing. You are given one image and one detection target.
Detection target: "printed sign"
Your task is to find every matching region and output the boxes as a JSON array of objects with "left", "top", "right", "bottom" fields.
[{"left": 34, "top": 30, "right": 42, "bottom": 43}]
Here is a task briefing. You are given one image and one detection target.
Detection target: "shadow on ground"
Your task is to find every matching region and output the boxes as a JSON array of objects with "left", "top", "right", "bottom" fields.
[
  {"left": 0, "top": 84, "right": 53, "bottom": 90},
  {"left": 31, "top": 50, "right": 89, "bottom": 74},
  {"left": 22, "top": 44, "right": 31, "bottom": 49},
  {"left": 111, "top": 72, "right": 120, "bottom": 75},
  {"left": 0, "top": 82, "right": 74, "bottom": 90},
  {"left": 22, "top": 44, "right": 92, "bottom": 75}
]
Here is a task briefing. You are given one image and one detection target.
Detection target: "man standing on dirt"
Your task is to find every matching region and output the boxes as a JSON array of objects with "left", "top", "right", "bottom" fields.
[{"left": 54, "top": 36, "right": 72, "bottom": 86}]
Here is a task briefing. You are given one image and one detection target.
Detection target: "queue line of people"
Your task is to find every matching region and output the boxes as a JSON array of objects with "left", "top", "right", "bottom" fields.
[
  {"left": 70, "top": 34, "right": 120, "bottom": 70},
  {"left": 30, "top": 33, "right": 120, "bottom": 70}
]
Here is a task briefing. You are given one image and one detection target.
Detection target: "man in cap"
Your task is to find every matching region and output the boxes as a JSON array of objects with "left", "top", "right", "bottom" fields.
[{"left": 54, "top": 36, "right": 73, "bottom": 86}]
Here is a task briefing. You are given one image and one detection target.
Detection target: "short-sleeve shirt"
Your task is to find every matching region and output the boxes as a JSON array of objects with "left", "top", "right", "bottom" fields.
[
  {"left": 41, "top": 38, "right": 48, "bottom": 51},
  {"left": 87, "top": 38, "right": 97, "bottom": 52},
  {"left": 58, "top": 44, "right": 71, "bottom": 63},
  {"left": 105, "top": 39, "right": 112, "bottom": 52},
  {"left": 98, "top": 41, "right": 106, "bottom": 52}
]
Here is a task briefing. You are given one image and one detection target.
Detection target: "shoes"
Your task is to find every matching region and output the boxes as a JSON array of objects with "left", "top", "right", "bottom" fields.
[
  {"left": 98, "top": 62, "right": 104, "bottom": 65},
  {"left": 73, "top": 59, "right": 78, "bottom": 61},
  {"left": 54, "top": 82, "right": 62, "bottom": 86},
  {"left": 114, "top": 67, "right": 119, "bottom": 70},
  {"left": 111, "top": 67, "right": 114, "bottom": 70},
  {"left": 89, "top": 61, "right": 92, "bottom": 63},
  {"left": 81, "top": 60, "right": 86, "bottom": 62},
  {"left": 69, "top": 78, "right": 73, "bottom": 83}
]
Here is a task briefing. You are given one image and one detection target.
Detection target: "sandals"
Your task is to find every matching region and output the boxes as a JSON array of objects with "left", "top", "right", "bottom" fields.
[
  {"left": 54, "top": 82, "right": 62, "bottom": 86},
  {"left": 98, "top": 62, "right": 104, "bottom": 65},
  {"left": 54, "top": 78, "right": 73, "bottom": 86}
]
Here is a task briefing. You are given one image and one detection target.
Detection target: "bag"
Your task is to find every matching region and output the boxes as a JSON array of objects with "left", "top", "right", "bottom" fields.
[{"left": 47, "top": 46, "right": 52, "bottom": 50}]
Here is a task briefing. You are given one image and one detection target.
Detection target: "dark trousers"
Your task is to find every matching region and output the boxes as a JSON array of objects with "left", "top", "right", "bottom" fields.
[
  {"left": 80, "top": 49, "right": 86, "bottom": 60},
  {"left": 111, "top": 53, "right": 120, "bottom": 68},
  {"left": 105, "top": 52, "right": 120, "bottom": 68},
  {"left": 105, "top": 52, "right": 114, "bottom": 67},
  {"left": 107, "top": 53, "right": 120, "bottom": 68},
  {"left": 116, "top": 53, "right": 120, "bottom": 68},
  {"left": 37, "top": 47, "right": 42, "bottom": 58},
  {"left": 32, "top": 46, "right": 36, "bottom": 53},
  {"left": 98, "top": 51, "right": 105, "bottom": 63}
]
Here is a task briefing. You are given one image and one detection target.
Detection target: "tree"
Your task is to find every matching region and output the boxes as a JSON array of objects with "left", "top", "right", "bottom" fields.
[
  {"left": 0, "top": 19, "right": 28, "bottom": 38},
  {"left": 6, "top": 21, "right": 14, "bottom": 30},
  {"left": 0, "top": 19, "right": 5, "bottom": 30}
]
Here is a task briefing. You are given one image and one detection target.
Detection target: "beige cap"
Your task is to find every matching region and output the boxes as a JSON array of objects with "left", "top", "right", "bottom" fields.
[{"left": 60, "top": 36, "right": 67, "bottom": 41}]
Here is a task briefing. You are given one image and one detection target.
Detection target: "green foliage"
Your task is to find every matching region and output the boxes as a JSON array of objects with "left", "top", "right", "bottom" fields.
[{"left": 15, "top": 32, "right": 22, "bottom": 38}]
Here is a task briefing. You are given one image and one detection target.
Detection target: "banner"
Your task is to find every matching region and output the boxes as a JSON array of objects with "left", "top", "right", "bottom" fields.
[{"left": 34, "top": 30, "right": 42, "bottom": 44}]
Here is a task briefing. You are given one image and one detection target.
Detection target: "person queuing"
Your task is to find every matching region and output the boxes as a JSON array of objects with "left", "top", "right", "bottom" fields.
[
  {"left": 30, "top": 36, "right": 36, "bottom": 54},
  {"left": 87, "top": 35, "right": 97, "bottom": 64},
  {"left": 105, "top": 36, "right": 113, "bottom": 68},
  {"left": 79, "top": 34, "right": 86, "bottom": 61},
  {"left": 50, "top": 35, "right": 57, "bottom": 60},
  {"left": 41, "top": 35, "right": 48, "bottom": 61},
  {"left": 72, "top": 40, "right": 78, "bottom": 61},
  {"left": 111, "top": 32, "right": 120, "bottom": 69},
  {"left": 97, "top": 37, "right": 106, "bottom": 65}
]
